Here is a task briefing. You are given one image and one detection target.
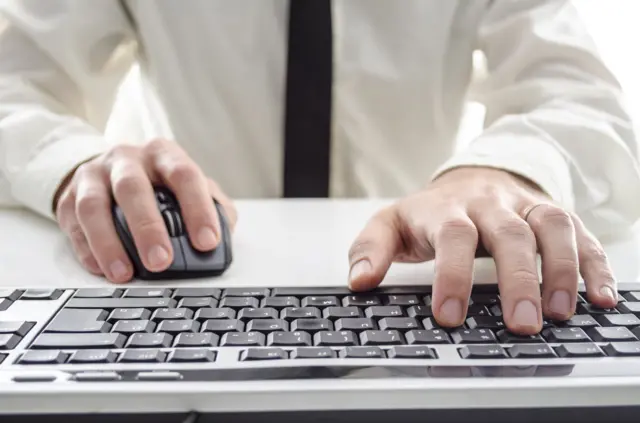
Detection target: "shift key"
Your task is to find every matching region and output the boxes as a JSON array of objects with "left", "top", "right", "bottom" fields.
[
  {"left": 65, "top": 298, "right": 176, "bottom": 310},
  {"left": 31, "top": 333, "right": 126, "bottom": 349}
]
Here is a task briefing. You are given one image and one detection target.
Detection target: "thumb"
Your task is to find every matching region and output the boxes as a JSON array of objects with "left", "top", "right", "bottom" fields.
[{"left": 348, "top": 209, "right": 402, "bottom": 291}]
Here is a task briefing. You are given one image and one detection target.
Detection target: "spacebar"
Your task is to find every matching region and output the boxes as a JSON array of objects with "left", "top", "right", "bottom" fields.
[{"left": 31, "top": 333, "right": 127, "bottom": 349}]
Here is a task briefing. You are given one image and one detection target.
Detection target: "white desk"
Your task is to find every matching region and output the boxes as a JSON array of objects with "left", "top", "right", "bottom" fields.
[{"left": 2, "top": 199, "right": 640, "bottom": 289}]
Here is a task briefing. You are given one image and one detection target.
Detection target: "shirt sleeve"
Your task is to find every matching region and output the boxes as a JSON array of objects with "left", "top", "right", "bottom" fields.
[
  {"left": 432, "top": 0, "right": 640, "bottom": 238},
  {"left": 0, "top": 0, "right": 136, "bottom": 220}
]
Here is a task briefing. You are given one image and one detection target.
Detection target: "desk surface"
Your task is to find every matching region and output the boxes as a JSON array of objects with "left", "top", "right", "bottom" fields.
[{"left": 2, "top": 200, "right": 640, "bottom": 289}]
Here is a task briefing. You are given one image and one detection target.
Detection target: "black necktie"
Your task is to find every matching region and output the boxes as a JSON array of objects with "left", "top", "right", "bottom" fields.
[{"left": 283, "top": 0, "right": 333, "bottom": 198}]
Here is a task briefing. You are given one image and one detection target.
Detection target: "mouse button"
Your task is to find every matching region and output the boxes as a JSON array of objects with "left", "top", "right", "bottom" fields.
[
  {"left": 179, "top": 236, "right": 227, "bottom": 272},
  {"left": 161, "top": 210, "right": 177, "bottom": 237},
  {"left": 169, "top": 237, "right": 187, "bottom": 272}
]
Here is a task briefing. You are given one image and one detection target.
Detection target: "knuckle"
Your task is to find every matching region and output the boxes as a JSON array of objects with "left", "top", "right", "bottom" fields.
[
  {"left": 105, "top": 144, "right": 136, "bottom": 162},
  {"left": 537, "top": 205, "right": 572, "bottom": 228},
  {"left": 494, "top": 218, "right": 535, "bottom": 243},
  {"left": 75, "top": 193, "right": 108, "bottom": 218},
  {"left": 547, "top": 257, "right": 579, "bottom": 278},
  {"left": 112, "top": 172, "right": 145, "bottom": 198},
  {"left": 582, "top": 242, "right": 608, "bottom": 263},
  {"left": 68, "top": 225, "right": 87, "bottom": 246},
  {"left": 348, "top": 239, "right": 376, "bottom": 262},
  {"left": 165, "top": 162, "right": 199, "bottom": 186},
  {"left": 507, "top": 269, "right": 541, "bottom": 293},
  {"left": 436, "top": 218, "right": 478, "bottom": 243},
  {"left": 144, "top": 138, "right": 170, "bottom": 155}
]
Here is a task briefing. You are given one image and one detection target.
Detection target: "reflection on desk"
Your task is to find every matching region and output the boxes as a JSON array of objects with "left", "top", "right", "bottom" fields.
[{"left": 0, "top": 200, "right": 639, "bottom": 289}]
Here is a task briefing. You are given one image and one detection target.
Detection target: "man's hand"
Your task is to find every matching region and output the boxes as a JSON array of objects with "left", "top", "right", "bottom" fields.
[
  {"left": 54, "top": 139, "right": 237, "bottom": 283},
  {"left": 347, "top": 167, "right": 617, "bottom": 335}
]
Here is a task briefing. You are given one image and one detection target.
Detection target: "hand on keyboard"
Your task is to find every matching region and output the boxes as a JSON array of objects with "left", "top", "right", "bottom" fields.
[
  {"left": 53, "top": 139, "right": 237, "bottom": 283},
  {"left": 347, "top": 167, "right": 618, "bottom": 335}
]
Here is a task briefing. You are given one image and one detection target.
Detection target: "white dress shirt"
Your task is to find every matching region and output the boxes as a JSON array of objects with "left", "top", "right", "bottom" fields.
[{"left": 0, "top": 0, "right": 639, "bottom": 239}]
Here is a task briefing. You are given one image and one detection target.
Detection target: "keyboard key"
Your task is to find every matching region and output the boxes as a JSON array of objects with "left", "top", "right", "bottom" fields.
[
  {"left": 272, "top": 287, "right": 351, "bottom": 297},
  {"left": 237, "top": 308, "right": 278, "bottom": 321},
  {"left": 364, "top": 306, "right": 403, "bottom": 318},
  {"left": 157, "top": 320, "right": 200, "bottom": 334},
  {"left": 0, "top": 299, "right": 12, "bottom": 311},
  {"left": 602, "top": 342, "right": 640, "bottom": 357},
  {"left": 240, "top": 348, "right": 287, "bottom": 361},
  {"left": 0, "top": 321, "right": 34, "bottom": 336},
  {"left": 267, "top": 331, "right": 312, "bottom": 346},
  {"left": 168, "top": 349, "right": 216, "bottom": 363},
  {"left": 556, "top": 314, "right": 599, "bottom": 329},
  {"left": 246, "top": 319, "right": 289, "bottom": 333},
  {"left": 339, "top": 346, "right": 385, "bottom": 358},
  {"left": 360, "top": 330, "right": 404, "bottom": 346},
  {"left": 219, "top": 297, "right": 259, "bottom": 309},
  {"left": 66, "top": 298, "right": 176, "bottom": 310},
  {"left": 46, "top": 309, "right": 110, "bottom": 333},
  {"left": 223, "top": 288, "right": 270, "bottom": 298},
  {"left": 617, "top": 302, "right": 640, "bottom": 314},
  {"left": 623, "top": 292, "right": 640, "bottom": 302},
  {"left": 173, "top": 332, "right": 218, "bottom": 347},
  {"left": 291, "top": 318, "right": 333, "bottom": 333},
  {"left": 21, "top": 289, "right": 62, "bottom": 300},
  {"left": 508, "top": 344, "right": 556, "bottom": 358},
  {"left": 334, "top": 318, "right": 376, "bottom": 331},
  {"left": 596, "top": 314, "right": 640, "bottom": 327},
  {"left": 314, "top": 331, "right": 357, "bottom": 346},
  {"left": 178, "top": 297, "right": 218, "bottom": 309},
  {"left": 385, "top": 295, "right": 420, "bottom": 306},
  {"left": 220, "top": 332, "right": 265, "bottom": 347},
  {"left": 387, "top": 346, "right": 437, "bottom": 359},
  {"left": 375, "top": 286, "right": 432, "bottom": 296},
  {"left": 32, "top": 333, "right": 126, "bottom": 349},
  {"left": 470, "top": 294, "right": 499, "bottom": 306},
  {"left": 281, "top": 307, "right": 321, "bottom": 321},
  {"left": 194, "top": 308, "right": 235, "bottom": 321},
  {"left": 466, "top": 305, "right": 490, "bottom": 317},
  {"left": 262, "top": 296, "right": 299, "bottom": 309},
  {"left": 407, "top": 306, "right": 433, "bottom": 318},
  {"left": 291, "top": 347, "right": 336, "bottom": 359},
  {"left": 172, "top": 288, "right": 221, "bottom": 299},
  {"left": 451, "top": 329, "right": 497, "bottom": 344},
  {"left": 74, "top": 288, "right": 122, "bottom": 298},
  {"left": 201, "top": 319, "right": 244, "bottom": 334},
  {"left": 151, "top": 308, "right": 193, "bottom": 321},
  {"left": 542, "top": 327, "right": 590, "bottom": 343},
  {"left": 18, "top": 350, "right": 67, "bottom": 365},
  {"left": 496, "top": 330, "right": 544, "bottom": 344},
  {"left": 301, "top": 296, "right": 340, "bottom": 307},
  {"left": 459, "top": 345, "right": 508, "bottom": 359},
  {"left": 108, "top": 308, "right": 151, "bottom": 322},
  {"left": 126, "top": 333, "right": 173, "bottom": 348},
  {"left": 555, "top": 343, "right": 605, "bottom": 358},
  {"left": 378, "top": 317, "right": 420, "bottom": 331},
  {"left": 587, "top": 326, "right": 637, "bottom": 342},
  {"left": 69, "top": 350, "right": 117, "bottom": 364},
  {"left": 0, "top": 334, "right": 21, "bottom": 350},
  {"left": 466, "top": 317, "right": 506, "bottom": 330},
  {"left": 323, "top": 307, "right": 363, "bottom": 320},
  {"left": 343, "top": 295, "right": 381, "bottom": 307},
  {"left": 405, "top": 329, "right": 451, "bottom": 344},
  {"left": 422, "top": 318, "right": 451, "bottom": 330},
  {"left": 111, "top": 320, "right": 155, "bottom": 334},
  {"left": 123, "top": 288, "right": 171, "bottom": 298},
  {"left": 577, "top": 304, "right": 618, "bottom": 315},
  {"left": 119, "top": 349, "right": 166, "bottom": 363},
  {"left": 0, "top": 289, "right": 21, "bottom": 301}
]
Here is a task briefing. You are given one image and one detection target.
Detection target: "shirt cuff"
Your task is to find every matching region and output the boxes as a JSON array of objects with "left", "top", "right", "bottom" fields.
[
  {"left": 11, "top": 135, "right": 109, "bottom": 221},
  {"left": 432, "top": 134, "right": 574, "bottom": 210}
]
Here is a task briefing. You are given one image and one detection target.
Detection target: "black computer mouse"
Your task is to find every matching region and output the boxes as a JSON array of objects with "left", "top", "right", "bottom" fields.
[{"left": 112, "top": 187, "right": 233, "bottom": 280}]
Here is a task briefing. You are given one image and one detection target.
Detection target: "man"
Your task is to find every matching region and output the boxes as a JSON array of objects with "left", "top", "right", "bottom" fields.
[{"left": 0, "top": 0, "right": 638, "bottom": 336}]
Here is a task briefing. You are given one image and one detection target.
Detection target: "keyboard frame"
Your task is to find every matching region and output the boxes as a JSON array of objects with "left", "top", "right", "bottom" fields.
[{"left": 2, "top": 283, "right": 640, "bottom": 417}]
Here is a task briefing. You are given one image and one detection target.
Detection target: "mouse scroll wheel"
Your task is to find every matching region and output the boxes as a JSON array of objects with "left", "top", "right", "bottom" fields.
[
  {"left": 161, "top": 210, "right": 178, "bottom": 237},
  {"left": 172, "top": 211, "right": 185, "bottom": 236}
]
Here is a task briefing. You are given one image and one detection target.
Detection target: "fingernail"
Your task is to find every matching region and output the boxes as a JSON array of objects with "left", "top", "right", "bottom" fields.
[
  {"left": 439, "top": 298, "right": 463, "bottom": 325},
  {"left": 148, "top": 245, "right": 170, "bottom": 268},
  {"left": 548, "top": 290, "right": 571, "bottom": 316},
  {"left": 198, "top": 227, "right": 217, "bottom": 249},
  {"left": 349, "top": 260, "right": 371, "bottom": 286},
  {"left": 512, "top": 300, "right": 539, "bottom": 328},
  {"left": 110, "top": 260, "right": 128, "bottom": 280},
  {"left": 600, "top": 286, "right": 616, "bottom": 302}
]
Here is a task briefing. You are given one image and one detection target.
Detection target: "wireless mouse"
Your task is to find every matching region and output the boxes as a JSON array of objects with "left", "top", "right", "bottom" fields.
[{"left": 112, "top": 187, "right": 233, "bottom": 280}]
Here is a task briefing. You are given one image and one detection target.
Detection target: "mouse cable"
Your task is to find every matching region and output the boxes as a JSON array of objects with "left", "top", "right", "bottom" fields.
[{"left": 181, "top": 411, "right": 200, "bottom": 423}]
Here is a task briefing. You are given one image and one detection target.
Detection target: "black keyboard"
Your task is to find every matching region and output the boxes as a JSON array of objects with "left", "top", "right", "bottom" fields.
[{"left": 1, "top": 284, "right": 640, "bottom": 383}]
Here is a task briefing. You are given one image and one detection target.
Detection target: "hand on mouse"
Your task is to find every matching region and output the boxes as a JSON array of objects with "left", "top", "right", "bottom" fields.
[
  {"left": 347, "top": 167, "right": 617, "bottom": 335},
  {"left": 53, "top": 139, "right": 238, "bottom": 283}
]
